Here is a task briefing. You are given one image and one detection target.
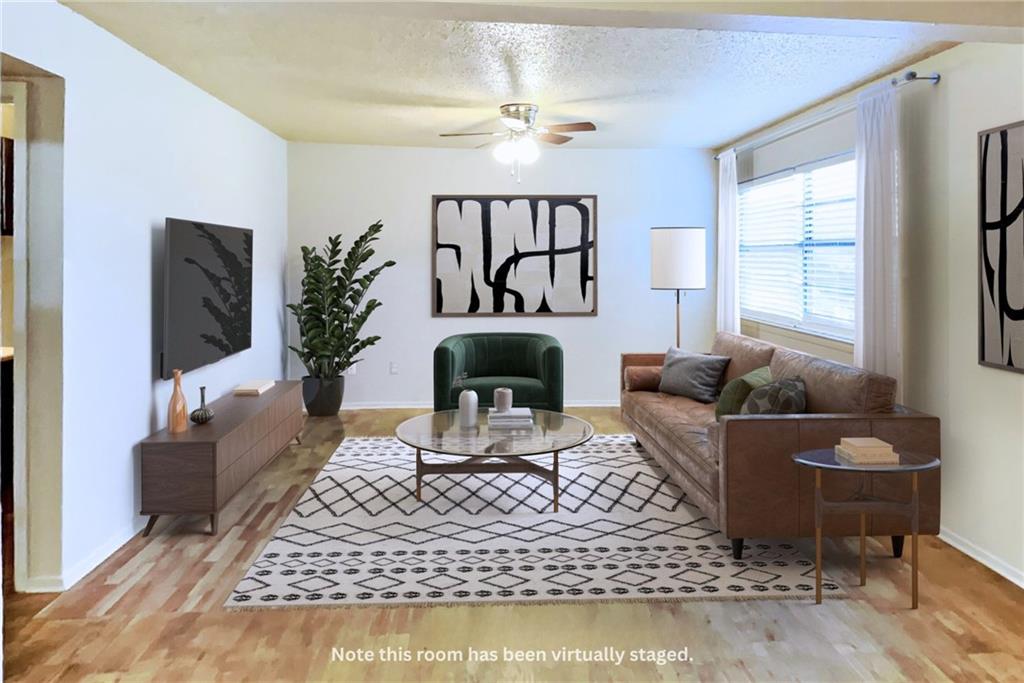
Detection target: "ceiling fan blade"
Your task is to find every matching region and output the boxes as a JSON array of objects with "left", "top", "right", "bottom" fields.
[
  {"left": 439, "top": 132, "right": 501, "bottom": 137},
  {"left": 538, "top": 133, "right": 573, "bottom": 145},
  {"left": 545, "top": 122, "right": 597, "bottom": 133}
]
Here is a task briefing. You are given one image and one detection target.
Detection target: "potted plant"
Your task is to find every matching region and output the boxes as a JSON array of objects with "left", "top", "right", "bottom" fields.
[{"left": 287, "top": 221, "right": 396, "bottom": 416}]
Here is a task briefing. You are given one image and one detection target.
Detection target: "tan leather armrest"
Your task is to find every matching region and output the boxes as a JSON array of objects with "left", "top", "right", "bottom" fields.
[
  {"left": 620, "top": 353, "right": 665, "bottom": 391},
  {"left": 716, "top": 410, "right": 940, "bottom": 539}
]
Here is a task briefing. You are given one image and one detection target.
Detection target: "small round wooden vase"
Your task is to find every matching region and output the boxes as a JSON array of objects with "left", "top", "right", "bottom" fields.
[{"left": 190, "top": 386, "right": 215, "bottom": 425}]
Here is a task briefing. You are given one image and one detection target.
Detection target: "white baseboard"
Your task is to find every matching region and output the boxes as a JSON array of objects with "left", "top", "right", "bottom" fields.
[
  {"left": 340, "top": 401, "right": 620, "bottom": 409},
  {"left": 340, "top": 400, "right": 433, "bottom": 409},
  {"left": 19, "top": 574, "right": 66, "bottom": 593},
  {"left": 58, "top": 522, "right": 139, "bottom": 591},
  {"left": 939, "top": 526, "right": 1024, "bottom": 590}
]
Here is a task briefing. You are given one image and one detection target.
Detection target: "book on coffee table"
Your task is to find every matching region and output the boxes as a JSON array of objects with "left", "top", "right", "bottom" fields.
[{"left": 488, "top": 407, "right": 534, "bottom": 429}]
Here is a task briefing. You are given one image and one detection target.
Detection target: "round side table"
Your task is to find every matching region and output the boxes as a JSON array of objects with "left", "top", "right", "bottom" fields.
[{"left": 791, "top": 449, "right": 940, "bottom": 609}]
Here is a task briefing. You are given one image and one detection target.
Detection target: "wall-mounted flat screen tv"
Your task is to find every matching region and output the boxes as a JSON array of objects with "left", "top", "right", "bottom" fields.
[{"left": 161, "top": 218, "right": 252, "bottom": 379}]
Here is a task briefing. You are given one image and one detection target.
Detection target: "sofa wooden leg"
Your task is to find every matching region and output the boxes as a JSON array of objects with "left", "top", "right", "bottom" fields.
[
  {"left": 634, "top": 438, "right": 642, "bottom": 450},
  {"left": 891, "top": 535, "right": 905, "bottom": 559},
  {"left": 731, "top": 538, "right": 744, "bottom": 560}
]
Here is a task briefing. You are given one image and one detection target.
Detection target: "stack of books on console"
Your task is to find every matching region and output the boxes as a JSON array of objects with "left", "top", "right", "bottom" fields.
[
  {"left": 488, "top": 407, "right": 534, "bottom": 430},
  {"left": 234, "top": 379, "right": 275, "bottom": 396},
  {"left": 835, "top": 437, "right": 899, "bottom": 465}
]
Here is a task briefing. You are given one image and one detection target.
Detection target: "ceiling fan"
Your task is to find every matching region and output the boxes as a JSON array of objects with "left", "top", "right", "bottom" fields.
[{"left": 440, "top": 103, "right": 597, "bottom": 179}]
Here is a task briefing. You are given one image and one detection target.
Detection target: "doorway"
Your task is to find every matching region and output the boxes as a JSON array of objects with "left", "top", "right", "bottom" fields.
[{"left": 0, "top": 81, "right": 25, "bottom": 598}]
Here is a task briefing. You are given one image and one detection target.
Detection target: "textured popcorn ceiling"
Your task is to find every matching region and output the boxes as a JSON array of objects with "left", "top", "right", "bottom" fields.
[{"left": 66, "top": 2, "right": 947, "bottom": 148}]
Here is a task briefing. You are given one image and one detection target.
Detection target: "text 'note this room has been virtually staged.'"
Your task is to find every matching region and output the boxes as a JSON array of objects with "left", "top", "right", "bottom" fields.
[{"left": 1, "top": 2, "right": 1023, "bottom": 682}]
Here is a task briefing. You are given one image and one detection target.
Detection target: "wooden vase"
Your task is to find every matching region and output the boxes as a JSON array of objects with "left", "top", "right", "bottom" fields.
[{"left": 167, "top": 369, "right": 189, "bottom": 434}]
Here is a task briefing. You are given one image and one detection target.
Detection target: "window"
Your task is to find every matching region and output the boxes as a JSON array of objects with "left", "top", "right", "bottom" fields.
[{"left": 738, "top": 155, "right": 856, "bottom": 341}]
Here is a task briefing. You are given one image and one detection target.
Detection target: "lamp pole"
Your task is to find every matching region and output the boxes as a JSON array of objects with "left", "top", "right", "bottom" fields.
[{"left": 675, "top": 289, "right": 681, "bottom": 348}]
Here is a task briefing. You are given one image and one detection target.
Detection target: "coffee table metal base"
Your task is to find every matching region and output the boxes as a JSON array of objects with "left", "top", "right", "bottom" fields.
[{"left": 415, "top": 448, "right": 561, "bottom": 511}]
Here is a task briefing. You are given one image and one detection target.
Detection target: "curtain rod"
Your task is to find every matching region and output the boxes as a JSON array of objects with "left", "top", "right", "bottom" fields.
[{"left": 714, "top": 71, "right": 941, "bottom": 160}]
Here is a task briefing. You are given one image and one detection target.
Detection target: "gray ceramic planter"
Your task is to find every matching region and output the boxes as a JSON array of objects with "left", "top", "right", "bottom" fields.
[{"left": 302, "top": 376, "right": 345, "bottom": 416}]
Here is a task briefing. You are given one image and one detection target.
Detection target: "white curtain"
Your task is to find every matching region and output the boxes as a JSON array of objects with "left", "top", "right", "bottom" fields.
[
  {"left": 854, "top": 83, "right": 902, "bottom": 391},
  {"left": 716, "top": 148, "right": 740, "bottom": 333}
]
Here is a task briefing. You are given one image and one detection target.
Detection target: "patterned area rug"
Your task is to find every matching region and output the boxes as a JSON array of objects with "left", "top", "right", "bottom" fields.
[{"left": 227, "top": 435, "right": 842, "bottom": 608}]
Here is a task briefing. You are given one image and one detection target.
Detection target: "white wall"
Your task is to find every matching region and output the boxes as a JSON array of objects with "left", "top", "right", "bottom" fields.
[
  {"left": 899, "top": 43, "right": 1024, "bottom": 588},
  {"left": 288, "top": 144, "right": 716, "bottom": 407},
  {"left": 2, "top": 2, "right": 289, "bottom": 589}
]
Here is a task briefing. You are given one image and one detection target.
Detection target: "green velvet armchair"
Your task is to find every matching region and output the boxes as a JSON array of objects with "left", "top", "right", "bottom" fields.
[{"left": 433, "top": 333, "right": 564, "bottom": 412}]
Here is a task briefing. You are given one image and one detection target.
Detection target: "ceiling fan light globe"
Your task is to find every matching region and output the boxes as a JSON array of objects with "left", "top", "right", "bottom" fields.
[
  {"left": 516, "top": 137, "right": 540, "bottom": 164},
  {"left": 493, "top": 139, "right": 517, "bottom": 164}
]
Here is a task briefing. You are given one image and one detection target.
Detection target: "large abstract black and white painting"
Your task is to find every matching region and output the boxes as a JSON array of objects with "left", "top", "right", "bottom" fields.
[
  {"left": 432, "top": 195, "right": 597, "bottom": 316},
  {"left": 979, "top": 120, "right": 1024, "bottom": 373}
]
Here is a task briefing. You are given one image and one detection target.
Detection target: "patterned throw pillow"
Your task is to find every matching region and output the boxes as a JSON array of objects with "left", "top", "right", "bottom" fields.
[
  {"left": 740, "top": 377, "right": 807, "bottom": 415},
  {"left": 716, "top": 365, "right": 772, "bottom": 419}
]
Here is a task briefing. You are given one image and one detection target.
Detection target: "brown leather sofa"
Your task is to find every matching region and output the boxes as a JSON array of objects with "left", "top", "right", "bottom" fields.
[{"left": 621, "top": 332, "right": 940, "bottom": 560}]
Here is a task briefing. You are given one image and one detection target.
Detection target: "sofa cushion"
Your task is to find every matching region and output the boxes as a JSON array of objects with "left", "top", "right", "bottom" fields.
[
  {"left": 658, "top": 348, "right": 731, "bottom": 403},
  {"left": 769, "top": 347, "right": 896, "bottom": 413},
  {"left": 716, "top": 365, "right": 772, "bottom": 419},
  {"left": 623, "top": 365, "right": 662, "bottom": 392},
  {"left": 740, "top": 377, "right": 807, "bottom": 415},
  {"left": 453, "top": 376, "right": 546, "bottom": 406},
  {"left": 620, "top": 391, "right": 719, "bottom": 496},
  {"left": 711, "top": 332, "right": 777, "bottom": 385}
]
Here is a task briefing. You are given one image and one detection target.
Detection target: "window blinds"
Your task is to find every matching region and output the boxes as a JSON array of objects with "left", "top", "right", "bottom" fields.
[{"left": 738, "top": 156, "right": 856, "bottom": 341}]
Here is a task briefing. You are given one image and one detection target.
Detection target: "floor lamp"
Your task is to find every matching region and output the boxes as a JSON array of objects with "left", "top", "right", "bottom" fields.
[{"left": 651, "top": 227, "right": 707, "bottom": 347}]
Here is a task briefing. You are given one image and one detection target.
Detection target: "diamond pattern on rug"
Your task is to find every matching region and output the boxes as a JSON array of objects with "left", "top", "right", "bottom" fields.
[{"left": 227, "top": 435, "right": 843, "bottom": 607}]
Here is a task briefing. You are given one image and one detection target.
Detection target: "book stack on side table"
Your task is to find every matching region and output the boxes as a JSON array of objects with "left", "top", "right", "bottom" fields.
[
  {"left": 488, "top": 407, "right": 534, "bottom": 430},
  {"left": 835, "top": 437, "right": 899, "bottom": 465}
]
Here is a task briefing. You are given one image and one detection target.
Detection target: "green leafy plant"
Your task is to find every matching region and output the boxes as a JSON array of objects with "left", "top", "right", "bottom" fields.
[{"left": 287, "top": 221, "right": 396, "bottom": 378}]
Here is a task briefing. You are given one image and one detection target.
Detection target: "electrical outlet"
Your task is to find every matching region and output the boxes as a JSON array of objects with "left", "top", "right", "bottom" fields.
[{"left": 388, "top": 361, "right": 399, "bottom": 375}]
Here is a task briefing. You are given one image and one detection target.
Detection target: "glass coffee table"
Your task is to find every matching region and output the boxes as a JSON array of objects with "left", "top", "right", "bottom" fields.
[
  {"left": 395, "top": 409, "right": 594, "bottom": 512},
  {"left": 792, "top": 448, "right": 940, "bottom": 609}
]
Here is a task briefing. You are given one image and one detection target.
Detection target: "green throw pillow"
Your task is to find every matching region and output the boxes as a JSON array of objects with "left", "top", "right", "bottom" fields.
[
  {"left": 740, "top": 377, "right": 807, "bottom": 415},
  {"left": 715, "top": 366, "right": 772, "bottom": 419}
]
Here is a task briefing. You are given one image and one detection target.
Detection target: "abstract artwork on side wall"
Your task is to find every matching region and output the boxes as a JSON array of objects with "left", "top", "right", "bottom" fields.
[
  {"left": 432, "top": 195, "right": 597, "bottom": 316},
  {"left": 978, "top": 120, "right": 1024, "bottom": 373}
]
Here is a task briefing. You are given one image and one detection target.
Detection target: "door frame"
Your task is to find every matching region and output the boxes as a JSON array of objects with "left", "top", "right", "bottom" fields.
[{"left": 2, "top": 80, "right": 30, "bottom": 590}]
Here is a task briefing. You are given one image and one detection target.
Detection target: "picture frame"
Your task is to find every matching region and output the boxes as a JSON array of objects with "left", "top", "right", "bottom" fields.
[
  {"left": 431, "top": 194, "right": 598, "bottom": 317},
  {"left": 978, "top": 119, "right": 1024, "bottom": 374}
]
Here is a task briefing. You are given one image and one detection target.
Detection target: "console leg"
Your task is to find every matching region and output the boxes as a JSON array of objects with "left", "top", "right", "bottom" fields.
[
  {"left": 209, "top": 513, "right": 218, "bottom": 535},
  {"left": 142, "top": 515, "right": 159, "bottom": 538},
  {"left": 891, "top": 535, "right": 905, "bottom": 559},
  {"left": 731, "top": 538, "right": 744, "bottom": 560}
]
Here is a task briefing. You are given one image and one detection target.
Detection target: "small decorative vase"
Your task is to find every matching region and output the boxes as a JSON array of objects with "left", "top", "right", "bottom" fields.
[
  {"left": 493, "top": 387, "right": 513, "bottom": 413},
  {"left": 167, "top": 369, "right": 189, "bottom": 434},
  {"left": 190, "top": 386, "right": 215, "bottom": 425},
  {"left": 458, "top": 389, "right": 478, "bottom": 428}
]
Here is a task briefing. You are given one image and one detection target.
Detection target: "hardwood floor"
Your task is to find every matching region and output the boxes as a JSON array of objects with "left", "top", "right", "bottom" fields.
[{"left": 4, "top": 407, "right": 1023, "bottom": 681}]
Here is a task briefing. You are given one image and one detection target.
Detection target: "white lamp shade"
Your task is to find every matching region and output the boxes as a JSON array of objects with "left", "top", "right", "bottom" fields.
[{"left": 650, "top": 227, "right": 707, "bottom": 290}]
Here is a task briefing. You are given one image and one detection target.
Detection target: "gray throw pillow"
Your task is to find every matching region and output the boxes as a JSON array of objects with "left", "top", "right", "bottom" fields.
[
  {"left": 740, "top": 377, "right": 807, "bottom": 415},
  {"left": 658, "top": 347, "right": 731, "bottom": 404}
]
